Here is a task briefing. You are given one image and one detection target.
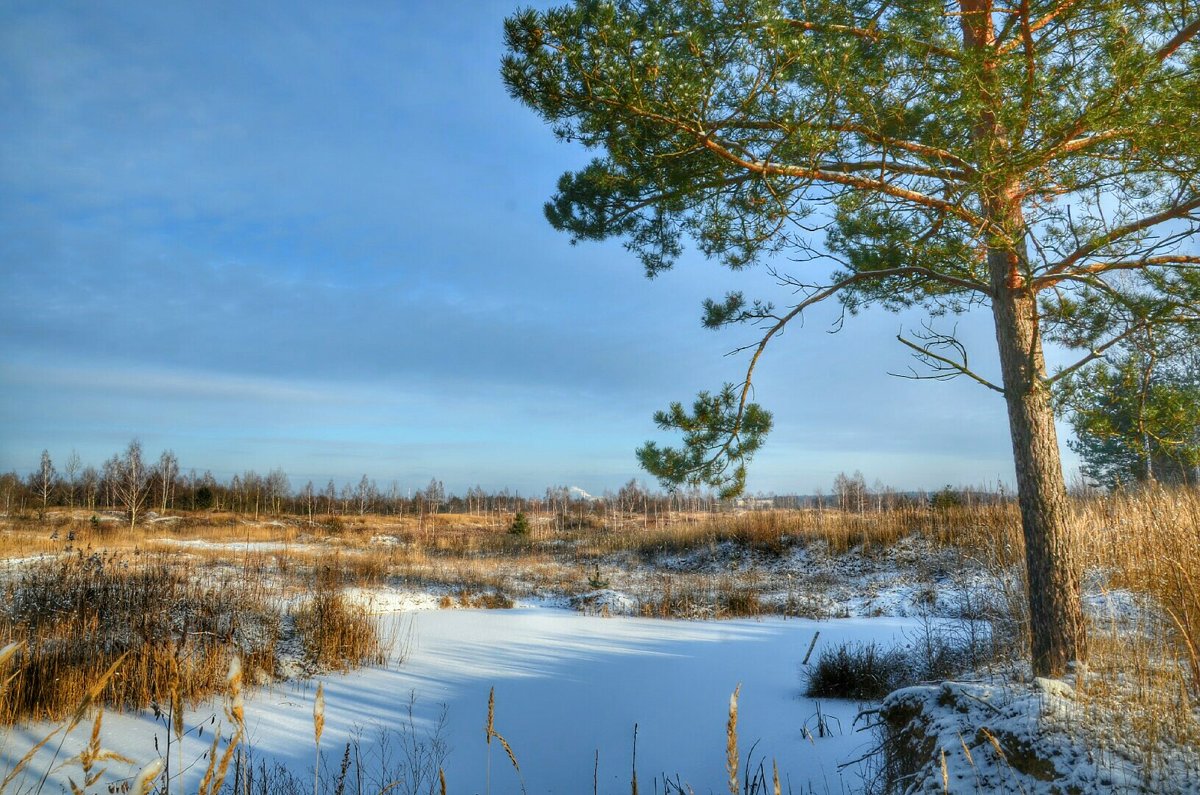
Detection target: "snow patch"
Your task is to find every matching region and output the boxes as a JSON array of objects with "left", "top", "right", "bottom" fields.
[
  {"left": 152, "top": 538, "right": 294, "bottom": 552},
  {"left": 569, "top": 588, "right": 636, "bottom": 616},
  {"left": 342, "top": 586, "right": 443, "bottom": 613}
]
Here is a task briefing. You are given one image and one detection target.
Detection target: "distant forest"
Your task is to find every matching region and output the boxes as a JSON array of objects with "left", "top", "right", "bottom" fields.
[{"left": 3, "top": 441, "right": 1007, "bottom": 522}]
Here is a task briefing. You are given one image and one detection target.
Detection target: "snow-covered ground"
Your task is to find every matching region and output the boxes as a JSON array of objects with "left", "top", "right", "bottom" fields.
[
  {"left": 151, "top": 537, "right": 299, "bottom": 553},
  {"left": 883, "top": 675, "right": 1200, "bottom": 793},
  {"left": 2, "top": 606, "right": 940, "bottom": 794},
  {"left": 2, "top": 530, "right": 1195, "bottom": 794}
]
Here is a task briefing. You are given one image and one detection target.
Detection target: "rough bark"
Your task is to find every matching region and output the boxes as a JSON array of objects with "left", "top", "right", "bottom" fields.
[
  {"left": 962, "top": 0, "right": 1086, "bottom": 677},
  {"left": 989, "top": 246, "right": 1087, "bottom": 676}
]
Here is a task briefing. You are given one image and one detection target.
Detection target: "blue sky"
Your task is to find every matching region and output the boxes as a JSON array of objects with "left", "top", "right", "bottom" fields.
[{"left": 0, "top": 1, "right": 1073, "bottom": 495}]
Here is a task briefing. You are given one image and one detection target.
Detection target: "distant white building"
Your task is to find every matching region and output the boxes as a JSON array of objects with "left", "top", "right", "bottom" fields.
[{"left": 732, "top": 497, "right": 774, "bottom": 511}]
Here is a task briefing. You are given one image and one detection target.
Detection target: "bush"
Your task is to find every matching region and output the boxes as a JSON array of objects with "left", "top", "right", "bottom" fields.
[
  {"left": 509, "top": 512, "right": 530, "bottom": 536},
  {"left": 455, "top": 588, "right": 515, "bottom": 609},
  {"left": 930, "top": 486, "right": 963, "bottom": 509},
  {"left": 0, "top": 551, "right": 281, "bottom": 722},
  {"left": 587, "top": 564, "right": 609, "bottom": 590},
  {"left": 804, "top": 642, "right": 911, "bottom": 701}
]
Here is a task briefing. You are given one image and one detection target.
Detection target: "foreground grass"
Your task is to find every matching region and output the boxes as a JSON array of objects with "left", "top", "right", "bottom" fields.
[
  {"left": 0, "top": 548, "right": 383, "bottom": 724},
  {"left": 0, "top": 654, "right": 766, "bottom": 795}
]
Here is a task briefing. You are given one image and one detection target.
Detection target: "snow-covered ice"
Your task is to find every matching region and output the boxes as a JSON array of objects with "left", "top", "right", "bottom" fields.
[{"left": 2, "top": 607, "right": 939, "bottom": 794}]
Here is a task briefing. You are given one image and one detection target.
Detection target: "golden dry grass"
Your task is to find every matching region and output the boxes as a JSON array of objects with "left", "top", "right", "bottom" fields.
[
  {"left": 0, "top": 550, "right": 278, "bottom": 723},
  {"left": 1076, "top": 487, "right": 1200, "bottom": 695},
  {"left": 292, "top": 563, "right": 387, "bottom": 671},
  {"left": 0, "top": 545, "right": 384, "bottom": 724}
]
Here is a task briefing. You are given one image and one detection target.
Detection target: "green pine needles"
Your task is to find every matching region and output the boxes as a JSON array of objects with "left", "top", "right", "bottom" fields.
[
  {"left": 503, "top": 0, "right": 1200, "bottom": 497},
  {"left": 505, "top": 0, "right": 1200, "bottom": 675},
  {"left": 1057, "top": 326, "right": 1200, "bottom": 488},
  {"left": 636, "top": 385, "right": 772, "bottom": 499}
]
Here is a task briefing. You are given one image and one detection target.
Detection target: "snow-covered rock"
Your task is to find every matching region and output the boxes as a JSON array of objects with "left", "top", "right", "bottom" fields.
[{"left": 880, "top": 678, "right": 1200, "bottom": 793}]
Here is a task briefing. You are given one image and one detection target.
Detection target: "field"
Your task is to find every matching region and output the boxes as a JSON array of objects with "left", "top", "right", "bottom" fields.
[{"left": 1, "top": 488, "right": 1198, "bottom": 793}]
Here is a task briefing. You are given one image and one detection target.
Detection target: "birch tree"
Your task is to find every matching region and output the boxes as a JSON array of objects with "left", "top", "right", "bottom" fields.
[
  {"left": 63, "top": 450, "right": 81, "bottom": 509},
  {"left": 113, "top": 440, "right": 149, "bottom": 528},
  {"left": 0, "top": 472, "right": 20, "bottom": 516},
  {"left": 355, "top": 474, "right": 374, "bottom": 516},
  {"left": 33, "top": 449, "right": 56, "bottom": 519},
  {"left": 157, "top": 450, "right": 179, "bottom": 513},
  {"left": 503, "top": 0, "right": 1200, "bottom": 676},
  {"left": 266, "top": 468, "right": 291, "bottom": 514},
  {"left": 301, "top": 480, "right": 316, "bottom": 523},
  {"left": 81, "top": 466, "right": 99, "bottom": 511}
]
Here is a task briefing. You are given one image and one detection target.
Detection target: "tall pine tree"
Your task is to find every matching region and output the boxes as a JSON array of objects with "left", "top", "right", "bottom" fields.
[{"left": 503, "top": 0, "right": 1200, "bottom": 675}]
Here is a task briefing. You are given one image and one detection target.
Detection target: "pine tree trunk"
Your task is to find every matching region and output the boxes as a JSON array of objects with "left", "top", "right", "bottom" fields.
[
  {"left": 960, "top": 0, "right": 1086, "bottom": 678},
  {"left": 988, "top": 247, "right": 1087, "bottom": 677}
]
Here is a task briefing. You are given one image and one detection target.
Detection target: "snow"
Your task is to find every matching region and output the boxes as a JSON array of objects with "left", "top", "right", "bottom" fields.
[
  {"left": 882, "top": 677, "right": 1200, "bottom": 793},
  {"left": 151, "top": 538, "right": 297, "bottom": 552},
  {"left": 569, "top": 588, "right": 638, "bottom": 616},
  {"left": 341, "top": 586, "right": 444, "bottom": 613},
  {"left": 0, "top": 554, "right": 56, "bottom": 571},
  {"left": 2, "top": 607, "right": 937, "bottom": 794},
  {"left": 599, "top": 534, "right": 1011, "bottom": 621}
]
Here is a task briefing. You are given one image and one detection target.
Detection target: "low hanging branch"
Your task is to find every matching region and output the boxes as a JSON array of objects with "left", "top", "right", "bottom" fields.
[
  {"left": 640, "top": 265, "right": 992, "bottom": 494},
  {"left": 893, "top": 328, "right": 1006, "bottom": 394}
]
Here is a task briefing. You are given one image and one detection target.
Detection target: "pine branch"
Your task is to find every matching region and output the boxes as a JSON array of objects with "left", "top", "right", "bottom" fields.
[
  {"left": 1041, "top": 198, "right": 1200, "bottom": 278},
  {"left": 893, "top": 330, "right": 1005, "bottom": 393}
]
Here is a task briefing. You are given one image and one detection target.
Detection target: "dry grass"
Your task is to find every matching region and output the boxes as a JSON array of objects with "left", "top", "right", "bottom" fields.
[
  {"left": 437, "top": 588, "right": 516, "bottom": 610},
  {"left": 634, "top": 574, "right": 766, "bottom": 619},
  {"left": 0, "top": 550, "right": 279, "bottom": 723},
  {"left": 561, "top": 506, "right": 933, "bottom": 559},
  {"left": 2, "top": 500, "right": 1011, "bottom": 568},
  {"left": 1048, "top": 486, "right": 1200, "bottom": 778},
  {"left": 292, "top": 565, "right": 387, "bottom": 672},
  {"left": 0, "top": 545, "right": 384, "bottom": 724},
  {"left": 0, "top": 649, "right": 247, "bottom": 795},
  {"left": 1075, "top": 487, "right": 1200, "bottom": 695}
]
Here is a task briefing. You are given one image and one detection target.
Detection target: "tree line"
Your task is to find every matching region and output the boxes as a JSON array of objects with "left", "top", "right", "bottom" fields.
[
  {"left": 3, "top": 442, "right": 1017, "bottom": 526},
  {"left": 6, "top": 335, "right": 1194, "bottom": 526},
  {"left": 1, "top": 442, "right": 713, "bottom": 525}
]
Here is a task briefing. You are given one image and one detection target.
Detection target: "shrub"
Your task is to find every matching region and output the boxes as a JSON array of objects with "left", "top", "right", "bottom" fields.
[
  {"left": 509, "top": 512, "right": 530, "bottom": 536},
  {"left": 0, "top": 551, "right": 280, "bottom": 723},
  {"left": 719, "top": 587, "right": 763, "bottom": 617},
  {"left": 930, "top": 486, "right": 963, "bottom": 510},
  {"left": 804, "top": 642, "right": 911, "bottom": 701},
  {"left": 456, "top": 589, "right": 515, "bottom": 609},
  {"left": 587, "top": 564, "right": 609, "bottom": 590}
]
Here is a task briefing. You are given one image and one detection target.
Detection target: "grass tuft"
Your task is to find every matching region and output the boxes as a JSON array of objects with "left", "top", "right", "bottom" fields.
[
  {"left": 292, "top": 574, "right": 384, "bottom": 672},
  {"left": 805, "top": 642, "right": 912, "bottom": 701}
]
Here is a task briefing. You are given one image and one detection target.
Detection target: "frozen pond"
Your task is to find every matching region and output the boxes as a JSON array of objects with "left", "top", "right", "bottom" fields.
[{"left": 4, "top": 607, "right": 944, "bottom": 794}]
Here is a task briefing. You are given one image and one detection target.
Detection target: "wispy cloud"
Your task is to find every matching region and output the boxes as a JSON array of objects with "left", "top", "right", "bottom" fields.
[
  {"left": 0, "top": 0, "right": 1050, "bottom": 494},
  {"left": 3, "top": 361, "right": 347, "bottom": 405}
]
